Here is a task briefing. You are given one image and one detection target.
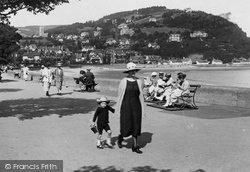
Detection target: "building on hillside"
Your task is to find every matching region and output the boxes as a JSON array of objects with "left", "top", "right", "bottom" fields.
[
  {"left": 148, "top": 42, "right": 160, "bottom": 49},
  {"left": 81, "top": 46, "right": 95, "bottom": 53},
  {"left": 130, "top": 55, "right": 145, "bottom": 64},
  {"left": 106, "top": 38, "right": 117, "bottom": 45},
  {"left": 168, "top": 34, "right": 182, "bottom": 42},
  {"left": 196, "top": 59, "right": 210, "bottom": 65},
  {"left": 190, "top": 31, "right": 208, "bottom": 38},
  {"left": 39, "top": 26, "right": 45, "bottom": 37},
  {"left": 182, "top": 58, "right": 192, "bottom": 65},
  {"left": 211, "top": 59, "right": 223, "bottom": 65},
  {"left": 149, "top": 17, "right": 157, "bottom": 22},
  {"left": 231, "top": 58, "right": 250, "bottom": 65},
  {"left": 80, "top": 32, "right": 89, "bottom": 38},
  {"left": 22, "top": 51, "right": 43, "bottom": 62},
  {"left": 145, "top": 55, "right": 162, "bottom": 64},
  {"left": 119, "top": 38, "right": 131, "bottom": 46},
  {"left": 89, "top": 49, "right": 105, "bottom": 64},
  {"left": 169, "top": 59, "right": 183, "bottom": 65},
  {"left": 81, "top": 39, "right": 90, "bottom": 44},
  {"left": 120, "top": 28, "right": 135, "bottom": 36},
  {"left": 117, "top": 23, "right": 128, "bottom": 29}
]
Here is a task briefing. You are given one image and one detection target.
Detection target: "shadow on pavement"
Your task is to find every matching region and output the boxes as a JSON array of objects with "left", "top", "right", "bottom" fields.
[
  {"left": 111, "top": 132, "right": 153, "bottom": 149},
  {"left": 0, "top": 88, "right": 23, "bottom": 93},
  {"left": 0, "top": 79, "right": 18, "bottom": 83},
  {"left": 156, "top": 104, "right": 250, "bottom": 119},
  {"left": 0, "top": 97, "right": 115, "bottom": 121},
  {"left": 73, "top": 165, "right": 173, "bottom": 172}
]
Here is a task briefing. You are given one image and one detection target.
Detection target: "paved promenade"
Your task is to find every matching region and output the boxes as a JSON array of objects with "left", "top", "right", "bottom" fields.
[{"left": 1, "top": 72, "right": 250, "bottom": 172}]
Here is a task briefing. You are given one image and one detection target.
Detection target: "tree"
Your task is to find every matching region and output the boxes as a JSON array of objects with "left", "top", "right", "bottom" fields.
[
  {"left": 0, "top": 0, "right": 75, "bottom": 24},
  {"left": 0, "top": 24, "right": 22, "bottom": 60}
]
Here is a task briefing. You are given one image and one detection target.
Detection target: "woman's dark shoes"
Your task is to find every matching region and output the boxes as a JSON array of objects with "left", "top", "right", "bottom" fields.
[
  {"left": 132, "top": 146, "right": 143, "bottom": 154},
  {"left": 117, "top": 135, "right": 123, "bottom": 148},
  {"left": 106, "top": 143, "right": 114, "bottom": 149},
  {"left": 117, "top": 140, "right": 122, "bottom": 148}
]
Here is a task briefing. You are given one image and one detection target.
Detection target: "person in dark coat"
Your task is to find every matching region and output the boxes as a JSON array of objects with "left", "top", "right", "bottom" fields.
[
  {"left": 85, "top": 68, "right": 96, "bottom": 90},
  {"left": 115, "top": 62, "right": 146, "bottom": 154},
  {"left": 92, "top": 96, "right": 115, "bottom": 149}
]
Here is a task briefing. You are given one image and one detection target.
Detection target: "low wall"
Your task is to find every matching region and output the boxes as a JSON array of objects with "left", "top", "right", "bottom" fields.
[
  {"left": 94, "top": 78, "right": 250, "bottom": 109},
  {"left": 12, "top": 72, "right": 250, "bottom": 108}
]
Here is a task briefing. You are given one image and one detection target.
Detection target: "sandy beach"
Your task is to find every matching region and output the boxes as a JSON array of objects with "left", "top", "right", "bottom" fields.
[{"left": 1, "top": 72, "right": 250, "bottom": 172}]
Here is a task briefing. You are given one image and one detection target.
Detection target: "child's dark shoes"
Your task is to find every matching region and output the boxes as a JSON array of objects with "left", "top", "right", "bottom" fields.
[{"left": 96, "top": 145, "right": 104, "bottom": 149}]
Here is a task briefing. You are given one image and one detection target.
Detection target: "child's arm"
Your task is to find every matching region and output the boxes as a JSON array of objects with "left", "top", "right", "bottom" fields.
[
  {"left": 92, "top": 107, "right": 100, "bottom": 125},
  {"left": 107, "top": 105, "right": 115, "bottom": 113}
]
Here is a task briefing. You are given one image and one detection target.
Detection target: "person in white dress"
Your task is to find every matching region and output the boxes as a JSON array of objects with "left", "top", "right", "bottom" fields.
[
  {"left": 42, "top": 63, "right": 52, "bottom": 96},
  {"left": 22, "top": 65, "right": 29, "bottom": 81},
  {"left": 163, "top": 73, "right": 190, "bottom": 107}
]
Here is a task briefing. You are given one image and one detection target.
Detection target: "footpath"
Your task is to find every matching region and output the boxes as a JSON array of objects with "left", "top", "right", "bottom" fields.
[{"left": 1, "top": 72, "right": 250, "bottom": 172}]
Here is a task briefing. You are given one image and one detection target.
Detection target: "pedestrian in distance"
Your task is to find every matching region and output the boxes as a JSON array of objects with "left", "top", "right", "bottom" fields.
[
  {"left": 42, "top": 62, "right": 52, "bottom": 97},
  {"left": 115, "top": 62, "right": 146, "bottom": 154},
  {"left": 92, "top": 96, "right": 115, "bottom": 149},
  {"left": 22, "top": 65, "right": 29, "bottom": 81},
  {"left": 54, "top": 62, "right": 64, "bottom": 95},
  {"left": 39, "top": 65, "right": 45, "bottom": 86}
]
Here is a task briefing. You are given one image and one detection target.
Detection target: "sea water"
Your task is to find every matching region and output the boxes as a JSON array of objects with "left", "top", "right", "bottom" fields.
[{"left": 55, "top": 66, "right": 250, "bottom": 89}]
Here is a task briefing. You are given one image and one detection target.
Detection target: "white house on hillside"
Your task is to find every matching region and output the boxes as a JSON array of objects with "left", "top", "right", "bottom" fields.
[
  {"left": 211, "top": 59, "right": 223, "bottom": 65},
  {"left": 168, "top": 34, "right": 182, "bottom": 42},
  {"left": 182, "top": 58, "right": 192, "bottom": 65},
  {"left": 196, "top": 60, "right": 209, "bottom": 65},
  {"left": 190, "top": 31, "right": 208, "bottom": 38}
]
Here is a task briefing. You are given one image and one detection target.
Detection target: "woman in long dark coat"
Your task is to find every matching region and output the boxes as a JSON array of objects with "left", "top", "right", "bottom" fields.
[{"left": 115, "top": 62, "right": 145, "bottom": 154}]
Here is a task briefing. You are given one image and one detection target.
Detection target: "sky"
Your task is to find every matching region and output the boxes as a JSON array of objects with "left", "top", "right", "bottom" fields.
[{"left": 9, "top": 0, "right": 250, "bottom": 37}]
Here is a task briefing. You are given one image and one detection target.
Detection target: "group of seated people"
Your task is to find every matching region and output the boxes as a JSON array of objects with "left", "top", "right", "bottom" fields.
[
  {"left": 77, "top": 69, "right": 97, "bottom": 91},
  {"left": 143, "top": 71, "right": 190, "bottom": 107}
]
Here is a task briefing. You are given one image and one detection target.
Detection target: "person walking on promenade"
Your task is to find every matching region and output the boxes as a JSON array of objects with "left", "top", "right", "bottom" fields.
[
  {"left": 92, "top": 96, "right": 115, "bottom": 149},
  {"left": 54, "top": 62, "right": 64, "bottom": 95},
  {"left": 42, "top": 62, "right": 52, "bottom": 97},
  {"left": 39, "top": 65, "right": 45, "bottom": 86},
  {"left": 115, "top": 62, "right": 146, "bottom": 154},
  {"left": 22, "top": 65, "right": 29, "bottom": 81}
]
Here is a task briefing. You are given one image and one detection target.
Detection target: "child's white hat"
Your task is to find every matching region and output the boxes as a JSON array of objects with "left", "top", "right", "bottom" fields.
[{"left": 96, "top": 96, "right": 110, "bottom": 104}]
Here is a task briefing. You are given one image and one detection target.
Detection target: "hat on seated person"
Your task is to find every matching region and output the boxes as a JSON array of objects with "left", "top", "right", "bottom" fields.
[
  {"left": 151, "top": 72, "right": 157, "bottom": 76},
  {"left": 159, "top": 72, "right": 164, "bottom": 76},
  {"left": 56, "top": 62, "right": 62, "bottom": 67},
  {"left": 178, "top": 73, "right": 187, "bottom": 79},
  {"left": 123, "top": 62, "right": 140, "bottom": 73},
  {"left": 177, "top": 72, "right": 183, "bottom": 76},
  {"left": 96, "top": 96, "right": 110, "bottom": 104},
  {"left": 165, "top": 73, "right": 171, "bottom": 77},
  {"left": 80, "top": 70, "right": 85, "bottom": 74}
]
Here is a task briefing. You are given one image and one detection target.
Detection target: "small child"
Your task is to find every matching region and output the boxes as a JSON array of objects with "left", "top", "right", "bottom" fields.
[{"left": 92, "top": 96, "right": 115, "bottom": 149}]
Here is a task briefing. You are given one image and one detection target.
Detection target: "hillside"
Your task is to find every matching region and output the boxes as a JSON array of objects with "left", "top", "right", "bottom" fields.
[
  {"left": 17, "top": 25, "right": 63, "bottom": 37},
  {"left": 19, "top": 6, "right": 250, "bottom": 63}
]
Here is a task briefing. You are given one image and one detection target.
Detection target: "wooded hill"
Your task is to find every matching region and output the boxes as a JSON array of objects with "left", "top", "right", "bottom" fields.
[{"left": 46, "top": 6, "right": 250, "bottom": 63}]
